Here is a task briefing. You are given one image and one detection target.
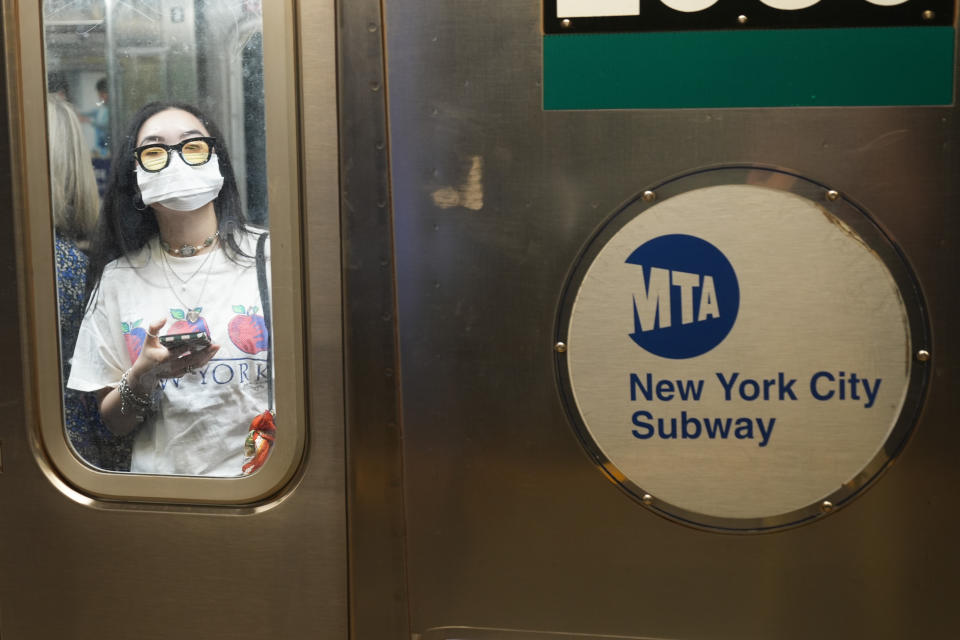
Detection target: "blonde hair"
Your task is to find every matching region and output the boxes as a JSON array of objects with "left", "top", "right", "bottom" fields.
[{"left": 47, "top": 95, "right": 100, "bottom": 240}]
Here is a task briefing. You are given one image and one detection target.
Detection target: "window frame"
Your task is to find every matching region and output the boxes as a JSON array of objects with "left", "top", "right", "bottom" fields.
[{"left": 10, "top": 0, "right": 307, "bottom": 505}]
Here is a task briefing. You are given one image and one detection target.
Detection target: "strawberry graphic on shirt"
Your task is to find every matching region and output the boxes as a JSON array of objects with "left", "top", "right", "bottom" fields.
[
  {"left": 228, "top": 305, "right": 269, "bottom": 354},
  {"left": 121, "top": 319, "right": 146, "bottom": 363},
  {"left": 168, "top": 307, "right": 211, "bottom": 338}
]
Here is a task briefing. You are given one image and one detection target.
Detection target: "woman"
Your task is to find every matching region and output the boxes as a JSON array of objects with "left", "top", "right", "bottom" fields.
[
  {"left": 68, "top": 102, "right": 271, "bottom": 477},
  {"left": 48, "top": 94, "right": 133, "bottom": 470}
]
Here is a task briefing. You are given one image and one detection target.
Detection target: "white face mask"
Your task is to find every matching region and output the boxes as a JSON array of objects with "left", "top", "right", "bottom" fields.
[{"left": 136, "top": 154, "right": 225, "bottom": 212}]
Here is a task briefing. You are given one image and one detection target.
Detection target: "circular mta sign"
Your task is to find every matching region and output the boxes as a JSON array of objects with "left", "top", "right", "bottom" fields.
[{"left": 556, "top": 167, "right": 929, "bottom": 532}]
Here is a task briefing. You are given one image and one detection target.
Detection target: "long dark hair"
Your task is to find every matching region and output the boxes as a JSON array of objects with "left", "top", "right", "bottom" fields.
[{"left": 83, "top": 102, "right": 251, "bottom": 309}]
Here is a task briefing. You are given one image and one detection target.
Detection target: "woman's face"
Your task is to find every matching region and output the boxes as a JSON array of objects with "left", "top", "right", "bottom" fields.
[
  {"left": 136, "top": 108, "right": 218, "bottom": 217},
  {"left": 136, "top": 107, "right": 211, "bottom": 149}
]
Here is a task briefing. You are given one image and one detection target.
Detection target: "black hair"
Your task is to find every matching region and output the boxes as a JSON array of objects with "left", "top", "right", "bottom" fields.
[
  {"left": 83, "top": 101, "right": 251, "bottom": 310},
  {"left": 95, "top": 77, "right": 108, "bottom": 94}
]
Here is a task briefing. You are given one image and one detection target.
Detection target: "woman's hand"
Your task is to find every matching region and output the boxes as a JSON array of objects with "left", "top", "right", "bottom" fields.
[
  {"left": 98, "top": 318, "right": 220, "bottom": 435},
  {"left": 128, "top": 318, "right": 220, "bottom": 393}
]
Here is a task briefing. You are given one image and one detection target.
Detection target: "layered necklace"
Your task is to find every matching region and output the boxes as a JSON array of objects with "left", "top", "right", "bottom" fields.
[
  {"left": 160, "top": 231, "right": 219, "bottom": 257},
  {"left": 160, "top": 238, "right": 219, "bottom": 323}
]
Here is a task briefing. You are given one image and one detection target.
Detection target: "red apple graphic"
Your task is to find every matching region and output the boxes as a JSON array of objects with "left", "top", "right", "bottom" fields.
[
  {"left": 121, "top": 319, "right": 146, "bottom": 363},
  {"left": 168, "top": 307, "right": 210, "bottom": 338},
  {"left": 228, "top": 305, "right": 269, "bottom": 354}
]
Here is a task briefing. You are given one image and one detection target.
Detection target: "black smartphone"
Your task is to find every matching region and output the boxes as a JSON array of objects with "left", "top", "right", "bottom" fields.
[{"left": 159, "top": 331, "right": 211, "bottom": 351}]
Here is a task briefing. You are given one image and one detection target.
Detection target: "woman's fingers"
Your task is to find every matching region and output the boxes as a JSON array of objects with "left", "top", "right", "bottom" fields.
[
  {"left": 169, "top": 344, "right": 220, "bottom": 377},
  {"left": 188, "top": 344, "right": 220, "bottom": 370},
  {"left": 144, "top": 317, "right": 167, "bottom": 345},
  {"left": 196, "top": 344, "right": 220, "bottom": 365},
  {"left": 130, "top": 319, "right": 171, "bottom": 385},
  {"left": 132, "top": 323, "right": 219, "bottom": 382},
  {"left": 164, "top": 343, "right": 191, "bottom": 359}
]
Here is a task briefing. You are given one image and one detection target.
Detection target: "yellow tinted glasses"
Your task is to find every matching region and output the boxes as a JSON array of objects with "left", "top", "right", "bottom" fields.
[{"left": 133, "top": 136, "right": 216, "bottom": 172}]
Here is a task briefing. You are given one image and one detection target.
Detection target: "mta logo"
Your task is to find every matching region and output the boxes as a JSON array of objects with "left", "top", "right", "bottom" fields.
[{"left": 627, "top": 234, "right": 739, "bottom": 359}]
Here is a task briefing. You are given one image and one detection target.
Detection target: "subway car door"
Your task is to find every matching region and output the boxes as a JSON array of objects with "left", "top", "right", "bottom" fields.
[
  {"left": 2, "top": 1, "right": 958, "bottom": 639},
  {"left": 344, "top": 1, "right": 959, "bottom": 639},
  {"left": 0, "top": 2, "right": 346, "bottom": 638}
]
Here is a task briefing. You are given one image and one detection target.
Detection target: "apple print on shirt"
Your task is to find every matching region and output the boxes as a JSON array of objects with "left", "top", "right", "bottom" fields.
[
  {"left": 228, "top": 305, "right": 269, "bottom": 354},
  {"left": 121, "top": 319, "right": 146, "bottom": 363}
]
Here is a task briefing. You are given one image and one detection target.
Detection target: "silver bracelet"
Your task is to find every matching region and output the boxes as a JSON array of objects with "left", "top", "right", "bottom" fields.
[{"left": 118, "top": 369, "right": 157, "bottom": 421}]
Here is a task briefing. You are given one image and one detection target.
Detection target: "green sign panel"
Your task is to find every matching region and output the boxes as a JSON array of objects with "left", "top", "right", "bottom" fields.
[{"left": 543, "top": 27, "right": 955, "bottom": 110}]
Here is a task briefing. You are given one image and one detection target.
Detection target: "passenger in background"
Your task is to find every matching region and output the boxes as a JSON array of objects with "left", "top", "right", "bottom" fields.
[
  {"left": 78, "top": 77, "right": 110, "bottom": 157},
  {"left": 47, "top": 95, "right": 133, "bottom": 470}
]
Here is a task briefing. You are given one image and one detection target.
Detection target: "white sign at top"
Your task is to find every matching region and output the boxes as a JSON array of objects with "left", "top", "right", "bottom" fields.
[
  {"left": 557, "top": 0, "right": 640, "bottom": 18},
  {"left": 758, "top": 0, "right": 820, "bottom": 9},
  {"left": 661, "top": 0, "right": 720, "bottom": 11}
]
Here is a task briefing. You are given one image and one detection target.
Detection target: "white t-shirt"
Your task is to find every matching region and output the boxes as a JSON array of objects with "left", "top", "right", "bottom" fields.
[{"left": 68, "top": 231, "right": 271, "bottom": 477}]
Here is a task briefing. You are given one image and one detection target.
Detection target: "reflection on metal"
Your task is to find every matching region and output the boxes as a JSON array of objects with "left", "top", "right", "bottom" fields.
[
  {"left": 556, "top": 166, "right": 930, "bottom": 532},
  {"left": 916, "top": 349, "right": 931, "bottom": 362},
  {"left": 431, "top": 155, "right": 484, "bottom": 211}
]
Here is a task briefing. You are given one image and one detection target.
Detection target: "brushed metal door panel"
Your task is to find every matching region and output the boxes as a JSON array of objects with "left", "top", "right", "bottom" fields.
[
  {"left": 384, "top": 2, "right": 958, "bottom": 638},
  {"left": 0, "top": 2, "right": 346, "bottom": 638}
]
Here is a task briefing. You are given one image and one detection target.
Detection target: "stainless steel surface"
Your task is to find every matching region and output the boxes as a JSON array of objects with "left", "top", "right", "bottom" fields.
[
  {"left": 0, "top": 0, "right": 957, "bottom": 637},
  {"left": 338, "top": 0, "right": 410, "bottom": 638},
  {"left": 384, "top": 1, "right": 958, "bottom": 638},
  {"left": 0, "top": 1, "right": 346, "bottom": 638}
]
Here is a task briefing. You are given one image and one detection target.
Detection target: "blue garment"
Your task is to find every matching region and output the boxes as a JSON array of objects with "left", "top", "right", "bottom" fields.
[
  {"left": 56, "top": 234, "right": 133, "bottom": 470},
  {"left": 81, "top": 103, "right": 110, "bottom": 156}
]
